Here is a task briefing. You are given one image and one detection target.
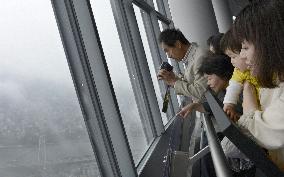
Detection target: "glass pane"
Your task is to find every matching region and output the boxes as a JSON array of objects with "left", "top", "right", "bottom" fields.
[
  {"left": 153, "top": 0, "right": 159, "bottom": 11},
  {"left": 90, "top": 0, "right": 150, "bottom": 164},
  {"left": 158, "top": 20, "right": 164, "bottom": 32},
  {"left": 0, "top": 1, "right": 100, "bottom": 177},
  {"left": 133, "top": 5, "right": 169, "bottom": 125}
]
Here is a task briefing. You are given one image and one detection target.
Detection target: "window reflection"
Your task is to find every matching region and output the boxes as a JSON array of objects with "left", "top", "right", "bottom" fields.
[
  {"left": 0, "top": 1, "right": 100, "bottom": 176},
  {"left": 90, "top": 0, "right": 149, "bottom": 164}
]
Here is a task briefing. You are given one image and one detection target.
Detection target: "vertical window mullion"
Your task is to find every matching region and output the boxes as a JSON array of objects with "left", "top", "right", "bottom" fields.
[
  {"left": 139, "top": 10, "right": 180, "bottom": 118},
  {"left": 109, "top": 0, "right": 164, "bottom": 136},
  {"left": 157, "top": 0, "right": 172, "bottom": 23}
]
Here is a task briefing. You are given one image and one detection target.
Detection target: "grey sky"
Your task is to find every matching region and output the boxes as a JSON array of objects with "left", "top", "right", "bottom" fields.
[
  {"left": 0, "top": 0, "right": 70, "bottom": 83},
  {"left": 0, "top": 1, "right": 98, "bottom": 176},
  {"left": 0, "top": 0, "right": 148, "bottom": 168}
]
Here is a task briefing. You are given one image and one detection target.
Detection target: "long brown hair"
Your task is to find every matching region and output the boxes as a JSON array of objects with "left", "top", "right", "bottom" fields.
[{"left": 233, "top": 0, "right": 284, "bottom": 88}]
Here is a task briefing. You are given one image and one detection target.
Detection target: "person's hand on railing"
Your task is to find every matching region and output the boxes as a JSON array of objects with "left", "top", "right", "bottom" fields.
[
  {"left": 223, "top": 103, "right": 240, "bottom": 122},
  {"left": 177, "top": 102, "right": 205, "bottom": 118}
]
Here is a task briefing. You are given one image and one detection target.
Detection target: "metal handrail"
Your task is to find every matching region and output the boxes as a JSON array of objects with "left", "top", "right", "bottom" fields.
[
  {"left": 204, "top": 89, "right": 284, "bottom": 177},
  {"left": 201, "top": 114, "right": 233, "bottom": 177}
]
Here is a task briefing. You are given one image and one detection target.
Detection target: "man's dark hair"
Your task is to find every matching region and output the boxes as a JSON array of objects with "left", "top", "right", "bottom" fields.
[
  {"left": 233, "top": 0, "right": 284, "bottom": 88},
  {"left": 207, "top": 33, "right": 224, "bottom": 54},
  {"left": 220, "top": 28, "right": 241, "bottom": 53},
  {"left": 159, "top": 28, "right": 189, "bottom": 47},
  {"left": 199, "top": 54, "right": 234, "bottom": 81}
]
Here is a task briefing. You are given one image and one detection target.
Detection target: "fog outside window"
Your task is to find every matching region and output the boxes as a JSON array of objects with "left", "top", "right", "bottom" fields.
[{"left": 0, "top": 1, "right": 100, "bottom": 176}]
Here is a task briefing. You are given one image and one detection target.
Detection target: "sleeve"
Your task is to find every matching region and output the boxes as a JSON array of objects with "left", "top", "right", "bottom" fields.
[
  {"left": 223, "top": 80, "right": 243, "bottom": 104},
  {"left": 174, "top": 55, "right": 208, "bottom": 100},
  {"left": 237, "top": 96, "right": 284, "bottom": 150}
]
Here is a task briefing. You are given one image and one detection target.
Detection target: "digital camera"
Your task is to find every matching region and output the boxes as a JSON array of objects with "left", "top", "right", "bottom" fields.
[{"left": 160, "top": 62, "right": 173, "bottom": 72}]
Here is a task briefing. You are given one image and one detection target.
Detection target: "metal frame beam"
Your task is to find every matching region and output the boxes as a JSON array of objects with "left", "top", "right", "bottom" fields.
[
  {"left": 51, "top": 0, "right": 137, "bottom": 176},
  {"left": 202, "top": 114, "right": 233, "bottom": 177},
  {"left": 109, "top": 0, "right": 165, "bottom": 138}
]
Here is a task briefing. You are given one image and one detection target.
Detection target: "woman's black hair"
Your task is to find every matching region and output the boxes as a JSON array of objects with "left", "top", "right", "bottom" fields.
[
  {"left": 199, "top": 54, "right": 234, "bottom": 81},
  {"left": 233, "top": 0, "right": 284, "bottom": 88},
  {"left": 207, "top": 33, "right": 224, "bottom": 54}
]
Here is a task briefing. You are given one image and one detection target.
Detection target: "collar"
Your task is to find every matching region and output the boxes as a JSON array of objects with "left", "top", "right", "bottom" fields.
[{"left": 182, "top": 42, "right": 197, "bottom": 64}]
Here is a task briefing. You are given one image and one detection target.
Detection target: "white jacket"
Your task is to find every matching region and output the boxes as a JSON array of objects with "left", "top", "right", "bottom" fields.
[
  {"left": 237, "top": 82, "right": 284, "bottom": 171},
  {"left": 174, "top": 43, "right": 208, "bottom": 100}
]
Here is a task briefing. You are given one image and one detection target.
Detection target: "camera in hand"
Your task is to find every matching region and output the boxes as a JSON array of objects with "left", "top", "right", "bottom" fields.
[
  {"left": 160, "top": 62, "right": 173, "bottom": 113},
  {"left": 160, "top": 62, "right": 173, "bottom": 72}
]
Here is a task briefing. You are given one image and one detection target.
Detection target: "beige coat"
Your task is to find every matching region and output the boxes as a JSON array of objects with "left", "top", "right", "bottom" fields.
[
  {"left": 237, "top": 82, "right": 284, "bottom": 171},
  {"left": 174, "top": 43, "right": 208, "bottom": 100}
]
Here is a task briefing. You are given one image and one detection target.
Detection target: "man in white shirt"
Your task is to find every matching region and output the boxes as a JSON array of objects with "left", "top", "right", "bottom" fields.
[{"left": 158, "top": 28, "right": 208, "bottom": 101}]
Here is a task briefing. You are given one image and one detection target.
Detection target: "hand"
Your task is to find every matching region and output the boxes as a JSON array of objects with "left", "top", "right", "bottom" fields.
[
  {"left": 177, "top": 103, "right": 197, "bottom": 118},
  {"left": 243, "top": 81, "right": 259, "bottom": 113},
  {"left": 157, "top": 69, "right": 178, "bottom": 87},
  {"left": 223, "top": 103, "right": 240, "bottom": 122}
]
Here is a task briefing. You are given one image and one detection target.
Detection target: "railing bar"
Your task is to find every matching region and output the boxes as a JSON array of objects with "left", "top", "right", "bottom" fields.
[
  {"left": 202, "top": 114, "right": 233, "bottom": 177},
  {"left": 188, "top": 145, "right": 210, "bottom": 164}
]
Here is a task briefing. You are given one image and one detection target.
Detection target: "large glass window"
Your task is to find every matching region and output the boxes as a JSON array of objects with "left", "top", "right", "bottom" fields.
[
  {"left": 0, "top": 1, "right": 100, "bottom": 176},
  {"left": 90, "top": 0, "right": 150, "bottom": 164},
  {"left": 133, "top": 5, "right": 169, "bottom": 125}
]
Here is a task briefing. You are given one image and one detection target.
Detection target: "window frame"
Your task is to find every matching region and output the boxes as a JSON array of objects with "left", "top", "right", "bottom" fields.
[
  {"left": 51, "top": 0, "right": 137, "bottom": 176},
  {"left": 132, "top": 1, "right": 180, "bottom": 120},
  {"left": 109, "top": 0, "right": 165, "bottom": 139},
  {"left": 52, "top": 0, "right": 183, "bottom": 176}
]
